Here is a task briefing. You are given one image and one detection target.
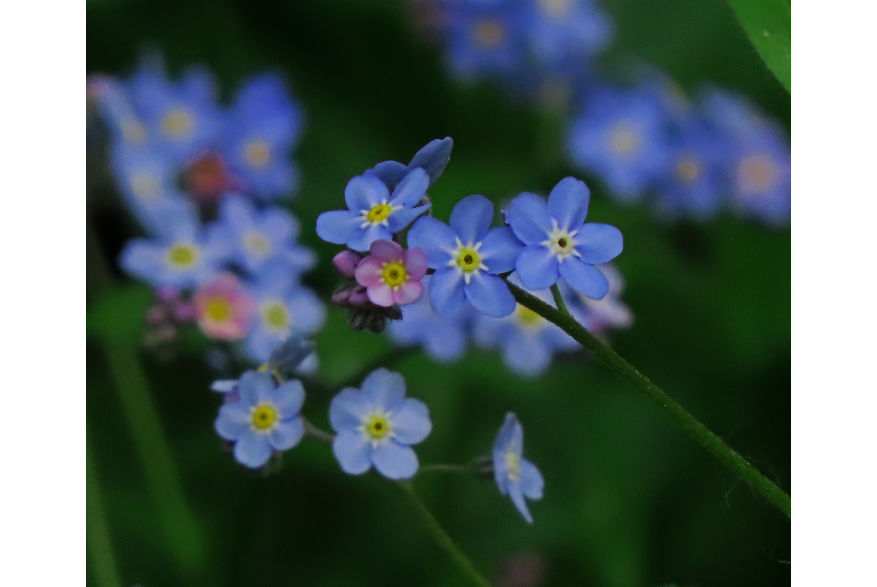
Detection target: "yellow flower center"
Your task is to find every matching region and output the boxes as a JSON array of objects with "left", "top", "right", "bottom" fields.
[
  {"left": 538, "top": 0, "right": 571, "bottom": 17},
  {"left": 121, "top": 119, "right": 147, "bottom": 144},
  {"left": 381, "top": 262, "right": 408, "bottom": 289},
  {"left": 515, "top": 305, "right": 542, "bottom": 328},
  {"left": 474, "top": 20, "right": 504, "bottom": 47},
  {"left": 262, "top": 302, "right": 289, "bottom": 331},
  {"left": 130, "top": 172, "right": 160, "bottom": 201},
  {"left": 609, "top": 125, "right": 639, "bottom": 155},
  {"left": 250, "top": 403, "right": 278, "bottom": 431},
  {"left": 363, "top": 414, "right": 391, "bottom": 441},
  {"left": 204, "top": 297, "right": 232, "bottom": 323},
  {"left": 455, "top": 248, "right": 480, "bottom": 272},
  {"left": 503, "top": 451, "right": 521, "bottom": 480},
  {"left": 243, "top": 230, "right": 271, "bottom": 256},
  {"left": 737, "top": 155, "right": 776, "bottom": 192},
  {"left": 166, "top": 244, "right": 199, "bottom": 269},
  {"left": 245, "top": 139, "right": 271, "bottom": 168},
  {"left": 160, "top": 107, "right": 193, "bottom": 140},
  {"left": 675, "top": 157, "right": 700, "bottom": 183},
  {"left": 366, "top": 203, "right": 392, "bottom": 223}
]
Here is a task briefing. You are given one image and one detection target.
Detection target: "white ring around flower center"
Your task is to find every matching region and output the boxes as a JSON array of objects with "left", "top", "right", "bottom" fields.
[
  {"left": 446, "top": 237, "right": 488, "bottom": 285},
  {"left": 358, "top": 409, "right": 395, "bottom": 448},
  {"left": 540, "top": 219, "right": 581, "bottom": 263},
  {"left": 359, "top": 199, "right": 402, "bottom": 229},
  {"left": 503, "top": 451, "right": 521, "bottom": 480}
]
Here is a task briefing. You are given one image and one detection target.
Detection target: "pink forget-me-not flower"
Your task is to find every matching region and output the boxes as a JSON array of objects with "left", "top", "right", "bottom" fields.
[{"left": 354, "top": 239, "right": 427, "bottom": 307}]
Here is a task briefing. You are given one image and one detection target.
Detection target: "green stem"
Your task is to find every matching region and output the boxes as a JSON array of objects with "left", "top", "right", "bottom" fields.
[
  {"left": 549, "top": 284, "right": 570, "bottom": 316},
  {"left": 87, "top": 434, "right": 123, "bottom": 587},
  {"left": 507, "top": 282, "right": 791, "bottom": 519},
  {"left": 399, "top": 483, "right": 494, "bottom": 587},
  {"left": 418, "top": 464, "right": 472, "bottom": 475}
]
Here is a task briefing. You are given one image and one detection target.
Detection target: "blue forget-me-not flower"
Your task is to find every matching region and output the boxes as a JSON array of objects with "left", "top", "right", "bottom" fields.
[
  {"left": 214, "top": 371, "right": 306, "bottom": 468},
  {"left": 329, "top": 368, "right": 432, "bottom": 480},
  {"left": 316, "top": 168, "right": 431, "bottom": 252},
  {"left": 370, "top": 137, "right": 454, "bottom": 191},
  {"left": 505, "top": 177, "right": 622, "bottom": 299},
  {"left": 493, "top": 413, "right": 544, "bottom": 524},
  {"left": 408, "top": 195, "right": 524, "bottom": 318}
]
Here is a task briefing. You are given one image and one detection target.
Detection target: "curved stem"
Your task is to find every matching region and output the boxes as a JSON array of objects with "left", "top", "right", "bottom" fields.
[
  {"left": 418, "top": 463, "right": 472, "bottom": 475},
  {"left": 399, "top": 483, "right": 494, "bottom": 587},
  {"left": 509, "top": 282, "right": 791, "bottom": 519}
]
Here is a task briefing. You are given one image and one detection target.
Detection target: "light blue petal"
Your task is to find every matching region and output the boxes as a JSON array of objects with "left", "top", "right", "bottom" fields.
[
  {"left": 250, "top": 371, "right": 275, "bottom": 402},
  {"left": 388, "top": 167, "right": 429, "bottom": 208},
  {"left": 559, "top": 260, "right": 609, "bottom": 300},
  {"left": 270, "top": 380, "right": 305, "bottom": 417},
  {"left": 210, "top": 380, "right": 237, "bottom": 393},
  {"left": 217, "top": 197, "right": 255, "bottom": 233},
  {"left": 315, "top": 210, "right": 361, "bottom": 245},
  {"left": 505, "top": 192, "right": 552, "bottom": 245},
  {"left": 547, "top": 177, "right": 591, "bottom": 231},
  {"left": 215, "top": 403, "right": 250, "bottom": 440},
  {"left": 260, "top": 207, "right": 297, "bottom": 242},
  {"left": 407, "top": 217, "right": 457, "bottom": 268},
  {"left": 244, "top": 326, "right": 278, "bottom": 365},
  {"left": 573, "top": 224, "right": 623, "bottom": 264},
  {"left": 449, "top": 195, "right": 494, "bottom": 244},
  {"left": 424, "top": 325, "right": 466, "bottom": 362},
  {"left": 502, "top": 332, "right": 552, "bottom": 377},
  {"left": 332, "top": 429, "right": 373, "bottom": 475},
  {"left": 372, "top": 442, "right": 419, "bottom": 480},
  {"left": 428, "top": 267, "right": 466, "bottom": 317},
  {"left": 286, "top": 289, "right": 327, "bottom": 334},
  {"left": 269, "top": 417, "right": 305, "bottom": 451},
  {"left": 234, "top": 433, "right": 273, "bottom": 468},
  {"left": 508, "top": 482, "right": 534, "bottom": 523},
  {"left": 516, "top": 245, "right": 560, "bottom": 290},
  {"left": 408, "top": 137, "right": 453, "bottom": 186},
  {"left": 371, "top": 160, "right": 408, "bottom": 190},
  {"left": 386, "top": 203, "right": 430, "bottom": 233},
  {"left": 347, "top": 223, "right": 391, "bottom": 252},
  {"left": 464, "top": 273, "right": 516, "bottom": 318},
  {"left": 329, "top": 388, "right": 370, "bottom": 432},
  {"left": 479, "top": 227, "right": 524, "bottom": 274},
  {"left": 119, "top": 239, "right": 164, "bottom": 284},
  {"left": 493, "top": 413, "right": 523, "bottom": 456},
  {"left": 391, "top": 399, "right": 432, "bottom": 445},
  {"left": 360, "top": 368, "right": 406, "bottom": 411},
  {"left": 520, "top": 458, "right": 544, "bottom": 500},
  {"left": 237, "top": 371, "right": 266, "bottom": 405},
  {"left": 344, "top": 173, "right": 389, "bottom": 211}
]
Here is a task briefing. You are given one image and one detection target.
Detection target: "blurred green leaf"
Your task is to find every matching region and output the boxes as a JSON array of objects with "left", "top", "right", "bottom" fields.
[
  {"left": 87, "top": 284, "right": 151, "bottom": 343},
  {"left": 727, "top": 0, "right": 791, "bottom": 92}
]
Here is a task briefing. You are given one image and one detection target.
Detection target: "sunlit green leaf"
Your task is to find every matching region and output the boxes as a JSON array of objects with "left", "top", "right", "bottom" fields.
[{"left": 728, "top": 0, "right": 791, "bottom": 92}]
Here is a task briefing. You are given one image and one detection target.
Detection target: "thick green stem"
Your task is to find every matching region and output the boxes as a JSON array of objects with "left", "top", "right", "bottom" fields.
[
  {"left": 399, "top": 483, "right": 494, "bottom": 587},
  {"left": 87, "top": 435, "right": 123, "bottom": 587},
  {"left": 508, "top": 282, "right": 791, "bottom": 519}
]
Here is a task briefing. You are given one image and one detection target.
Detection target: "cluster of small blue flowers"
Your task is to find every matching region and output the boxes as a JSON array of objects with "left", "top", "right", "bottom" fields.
[
  {"left": 212, "top": 344, "right": 543, "bottom": 522},
  {"left": 418, "top": 0, "right": 791, "bottom": 225},
  {"left": 90, "top": 54, "right": 324, "bottom": 368}
]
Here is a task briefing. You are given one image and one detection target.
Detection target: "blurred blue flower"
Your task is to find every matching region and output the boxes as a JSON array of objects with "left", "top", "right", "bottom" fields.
[
  {"left": 440, "top": 1, "right": 527, "bottom": 82},
  {"left": 316, "top": 168, "right": 430, "bottom": 252},
  {"left": 567, "top": 84, "right": 673, "bottom": 201},
  {"left": 475, "top": 273, "right": 580, "bottom": 377},
  {"left": 214, "top": 371, "right": 306, "bottom": 468},
  {"left": 559, "top": 263, "right": 632, "bottom": 337},
  {"left": 89, "top": 76, "right": 151, "bottom": 148},
  {"left": 329, "top": 368, "right": 431, "bottom": 480},
  {"left": 370, "top": 137, "right": 454, "bottom": 191},
  {"left": 387, "top": 274, "right": 474, "bottom": 362},
  {"left": 222, "top": 74, "right": 304, "bottom": 201},
  {"left": 244, "top": 264, "right": 326, "bottom": 364},
  {"left": 505, "top": 177, "right": 622, "bottom": 298},
  {"left": 701, "top": 88, "right": 791, "bottom": 225},
  {"left": 119, "top": 206, "right": 230, "bottom": 289},
  {"left": 492, "top": 413, "right": 543, "bottom": 523},
  {"left": 526, "top": 0, "right": 613, "bottom": 69},
  {"left": 408, "top": 195, "right": 523, "bottom": 318},
  {"left": 210, "top": 196, "right": 315, "bottom": 277}
]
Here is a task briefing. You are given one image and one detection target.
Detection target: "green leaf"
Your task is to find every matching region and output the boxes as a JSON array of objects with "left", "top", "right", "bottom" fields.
[
  {"left": 727, "top": 0, "right": 791, "bottom": 92},
  {"left": 87, "top": 284, "right": 152, "bottom": 343}
]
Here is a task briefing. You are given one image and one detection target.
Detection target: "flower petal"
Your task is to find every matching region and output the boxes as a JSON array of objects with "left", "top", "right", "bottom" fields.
[
  {"left": 269, "top": 417, "right": 305, "bottom": 451},
  {"left": 573, "top": 224, "right": 623, "bottom": 264},
  {"left": 428, "top": 267, "right": 466, "bottom": 317},
  {"left": 508, "top": 482, "right": 534, "bottom": 523},
  {"left": 329, "top": 388, "right": 370, "bottom": 432},
  {"left": 493, "top": 412, "right": 524, "bottom": 456},
  {"left": 520, "top": 458, "right": 544, "bottom": 500},
  {"left": 505, "top": 192, "right": 552, "bottom": 245},
  {"left": 360, "top": 368, "right": 406, "bottom": 411},
  {"left": 234, "top": 433, "right": 273, "bottom": 468},
  {"left": 388, "top": 167, "right": 429, "bottom": 208},
  {"left": 407, "top": 217, "right": 457, "bottom": 268},
  {"left": 386, "top": 203, "right": 430, "bottom": 233},
  {"left": 347, "top": 223, "right": 391, "bottom": 252},
  {"left": 547, "top": 177, "right": 591, "bottom": 231},
  {"left": 479, "top": 227, "right": 524, "bottom": 274},
  {"left": 344, "top": 172, "right": 389, "bottom": 211},
  {"left": 393, "top": 280, "right": 423, "bottom": 306},
  {"left": 449, "top": 195, "right": 494, "bottom": 244},
  {"left": 354, "top": 256, "right": 385, "bottom": 288},
  {"left": 316, "top": 210, "right": 361, "bottom": 245},
  {"left": 370, "top": 239, "right": 404, "bottom": 262},
  {"left": 559, "top": 260, "right": 609, "bottom": 300},
  {"left": 270, "top": 380, "right": 305, "bottom": 417},
  {"left": 408, "top": 137, "right": 453, "bottom": 186},
  {"left": 502, "top": 332, "right": 552, "bottom": 377},
  {"left": 515, "top": 245, "right": 560, "bottom": 290},
  {"left": 391, "top": 398, "right": 432, "bottom": 445},
  {"left": 332, "top": 429, "right": 373, "bottom": 475},
  {"left": 403, "top": 247, "right": 428, "bottom": 279},
  {"left": 464, "top": 273, "right": 516, "bottom": 318},
  {"left": 367, "top": 283, "right": 396, "bottom": 307},
  {"left": 215, "top": 403, "right": 250, "bottom": 440},
  {"left": 372, "top": 442, "right": 419, "bottom": 479},
  {"left": 371, "top": 160, "right": 408, "bottom": 190}
]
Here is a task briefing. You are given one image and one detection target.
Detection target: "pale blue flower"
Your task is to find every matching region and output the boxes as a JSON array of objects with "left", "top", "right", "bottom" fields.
[{"left": 493, "top": 413, "right": 544, "bottom": 523}]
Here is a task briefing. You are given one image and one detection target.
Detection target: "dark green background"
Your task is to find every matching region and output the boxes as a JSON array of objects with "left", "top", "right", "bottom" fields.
[{"left": 87, "top": 0, "right": 790, "bottom": 585}]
